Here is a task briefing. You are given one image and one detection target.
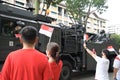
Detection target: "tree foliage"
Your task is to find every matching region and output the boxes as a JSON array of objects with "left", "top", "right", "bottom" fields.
[
  {"left": 45, "top": 0, "right": 63, "bottom": 9},
  {"left": 65, "top": 0, "right": 108, "bottom": 29},
  {"left": 26, "top": 0, "right": 63, "bottom": 14},
  {"left": 43, "top": 0, "right": 63, "bottom": 15},
  {"left": 110, "top": 34, "right": 120, "bottom": 47}
]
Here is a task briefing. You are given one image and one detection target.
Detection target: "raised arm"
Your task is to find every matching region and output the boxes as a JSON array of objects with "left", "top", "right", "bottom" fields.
[
  {"left": 113, "top": 56, "right": 120, "bottom": 80},
  {"left": 113, "top": 68, "right": 118, "bottom": 80},
  {"left": 83, "top": 42, "right": 97, "bottom": 59}
]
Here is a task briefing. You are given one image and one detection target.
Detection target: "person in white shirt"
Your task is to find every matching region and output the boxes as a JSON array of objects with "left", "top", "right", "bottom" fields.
[
  {"left": 113, "top": 49, "right": 120, "bottom": 80},
  {"left": 83, "top": 42, "right": 110, "bottom": 80}
]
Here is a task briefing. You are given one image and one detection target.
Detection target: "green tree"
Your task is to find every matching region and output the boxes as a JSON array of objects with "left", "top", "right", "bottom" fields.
[
  {"left": 42, "top": 0, "right": 63, "bottom": 15},
  {"left": 32, "top": 0, "right": 40, "bottom": 14},
  {"left": 110, "top": 34, "right": 120, "bottom": 47},
  {"left": 26, "top": 0, "right": 40, "bottom": 14},
  {"left": 26, "top": 0, "right": 63, "bottom": 14},
  {"left": 65, "top": 0, "right": 108, "bottom": 31}
]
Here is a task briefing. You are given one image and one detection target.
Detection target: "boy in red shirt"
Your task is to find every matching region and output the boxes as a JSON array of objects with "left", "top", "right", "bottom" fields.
[
  {"left": 46, "top": 42, "right": 63, "bottom": 80},
  {"left": 1, "top": 26, "right": 53, "bottom": 80}
]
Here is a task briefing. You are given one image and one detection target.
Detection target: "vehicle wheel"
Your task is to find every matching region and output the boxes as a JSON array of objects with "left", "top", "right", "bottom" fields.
[{"left": 60, "top": 61, "right": 72, "bottom": 80}]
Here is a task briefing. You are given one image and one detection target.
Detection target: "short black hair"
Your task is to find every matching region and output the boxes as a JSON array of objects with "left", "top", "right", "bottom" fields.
[
  {"left": 102, "top": 49, "right": 110, "bottom": 59},
  {"left": 20, "top": 26, "right": 38, "bottom": 44}
]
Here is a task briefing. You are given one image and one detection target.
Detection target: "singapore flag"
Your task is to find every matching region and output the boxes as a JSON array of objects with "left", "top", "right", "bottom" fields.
[
  {"left": 15, "top": 34, "right": 21, "bottom": 38},
  {"left": 107, "top": 45, "right": 115, "bottom": 52},
  {"left": 84, "top": 33, "right": 89, "bottom": 41},
  {"left": 39, "top": 24, "right": 54, "bottom": 37}
]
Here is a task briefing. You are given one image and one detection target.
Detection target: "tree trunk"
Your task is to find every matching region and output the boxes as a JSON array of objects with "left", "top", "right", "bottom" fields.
[
  {"left": 34, "top": 0, "right": 40, "bottom": 14},
  {"left": 84, "top": 2, "right": 92, "bottom": 33}
]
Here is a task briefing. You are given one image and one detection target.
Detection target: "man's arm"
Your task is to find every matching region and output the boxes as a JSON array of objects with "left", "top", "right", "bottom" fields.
[
  {"left": 83, "top": 42, "right": 97, "bottom": 59},
  {"left": 113, "top": 56, "right": 120, "bottom": 80},
  {"left": 113, "top": 68, "right": 118, "bottom": 79}
]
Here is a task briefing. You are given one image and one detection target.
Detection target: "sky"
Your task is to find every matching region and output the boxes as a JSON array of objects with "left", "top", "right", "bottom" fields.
[{"left": 100, "top": 0, "right": 120, "bottom": 26}]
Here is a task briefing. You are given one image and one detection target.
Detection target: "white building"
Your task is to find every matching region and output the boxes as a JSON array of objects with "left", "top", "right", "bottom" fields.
[
  {"left": 86, "top": 13, "right": 106, "bottom": 34},
  {"left": 107, "top": 24, "right": 120, "bottom": 34}
]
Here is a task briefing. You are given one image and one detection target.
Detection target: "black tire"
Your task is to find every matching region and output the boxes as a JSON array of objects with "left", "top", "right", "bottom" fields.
[{"left": 60, "top": 61, "right": 72, "bottom": 80}]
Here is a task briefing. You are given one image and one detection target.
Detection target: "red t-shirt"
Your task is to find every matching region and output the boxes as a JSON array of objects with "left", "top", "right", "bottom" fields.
[
  {"left": 1, "top": 49, "right": 53, "bottom": 80},
  {"left": 50, "top": 60, "right": 63, "bottom": 80}
]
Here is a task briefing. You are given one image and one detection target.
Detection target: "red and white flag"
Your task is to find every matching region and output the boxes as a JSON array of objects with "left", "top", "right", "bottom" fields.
[
  {"left": 92, "top": 48, "right": 96, "bottom": 54},
  {"left": 84, "top": 33, "right": 89, "bottom": 41},
  {"left": 39, "top": 24, "right": 54, "bottom": 37},
  {"left": 107, "top": 45, "right": 115, "bottom": 52},
  {"left": 115, "top": 55, "right": 120, "bottom": 61},
  {"left": 15, "top": 34, "right": 21, "bottom": 38}
]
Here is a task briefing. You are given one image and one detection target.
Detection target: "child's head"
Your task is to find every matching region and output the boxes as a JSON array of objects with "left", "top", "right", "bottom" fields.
[
  {"left": 46, "top": 42, "right": 60, "bottom": 63},
  {"left": 102, "top": 49, "right": 110, "bottom": 59}
]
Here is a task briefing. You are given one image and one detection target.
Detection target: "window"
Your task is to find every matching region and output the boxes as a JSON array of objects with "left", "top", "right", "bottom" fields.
[
  {"left": 100, "top": 21, "right": 102, "bottom": 27},
  {"left": 64, "top": 9, "right": 68, "bottom": 17},
  {"left": 57, "top": 19, "right": 62, "bottom": 23},
  {"left": 15, "top": 1, "right": 24, "bottom": 6},
  {"left": 94, "top": 23, "right": 97, "bottom": 26},
  {"left": 51, "top": 11, "right": 57, "bottom": 14},
  {"left": 64, "top": 21, "right": 68, "bottom": 25},
  {"left": 58, "top": 7, "right": 62, "bottom": 15},
  {"left": 103, "top": 26, "right": 105, "bottom": 28},
  {"left": 87, "top": 22, "right": 91, "bottom": 27}
]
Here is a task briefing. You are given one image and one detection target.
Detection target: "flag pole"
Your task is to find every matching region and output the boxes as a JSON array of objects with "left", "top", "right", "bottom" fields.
[
  {"left": 107, "top": 46, "right": 118, "bottom": 55},
  {"left": 114, "top": 50, "right": 118, "bottom": 55},
  {"left": 48, "top": 30, "right": 53, "bottom": 43},
  {"left": 48, "top": 37, "right": 52, "bottom": 43},
  {"left": 48, "top": 28, "right": 54, "bottom": 43},
  {"left": 112, "top": 47, "right": 118, "bottom": 55}
]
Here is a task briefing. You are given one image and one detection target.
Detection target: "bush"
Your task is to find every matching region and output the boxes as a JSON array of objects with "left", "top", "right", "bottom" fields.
[{"left": 110, "top": 34, "right": 120, "bottom": 47}]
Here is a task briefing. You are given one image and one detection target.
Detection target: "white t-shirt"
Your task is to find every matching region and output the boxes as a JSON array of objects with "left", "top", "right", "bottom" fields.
[
  {"left": 95, "top": 56, "right": 110, "bottom": 80},
  {"left": 113, "top": 55, "right": 120, "bottom": 80}
]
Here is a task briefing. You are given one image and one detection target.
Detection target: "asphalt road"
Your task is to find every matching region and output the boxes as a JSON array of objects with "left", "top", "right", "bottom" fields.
[
  {"left": 71, "top": 71, "right": 113, "bottom": 80},
  {"left": 0, "top": 64, "right": 113, "bottom": 80}
]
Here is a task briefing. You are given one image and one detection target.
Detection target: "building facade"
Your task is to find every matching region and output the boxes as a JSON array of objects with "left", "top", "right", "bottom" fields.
[
  {"left": 107, "top": 24, "right": 120, "bottom": 35},
  {"left": 86, "top": 13, "right": 106, "bottom": 33}
]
